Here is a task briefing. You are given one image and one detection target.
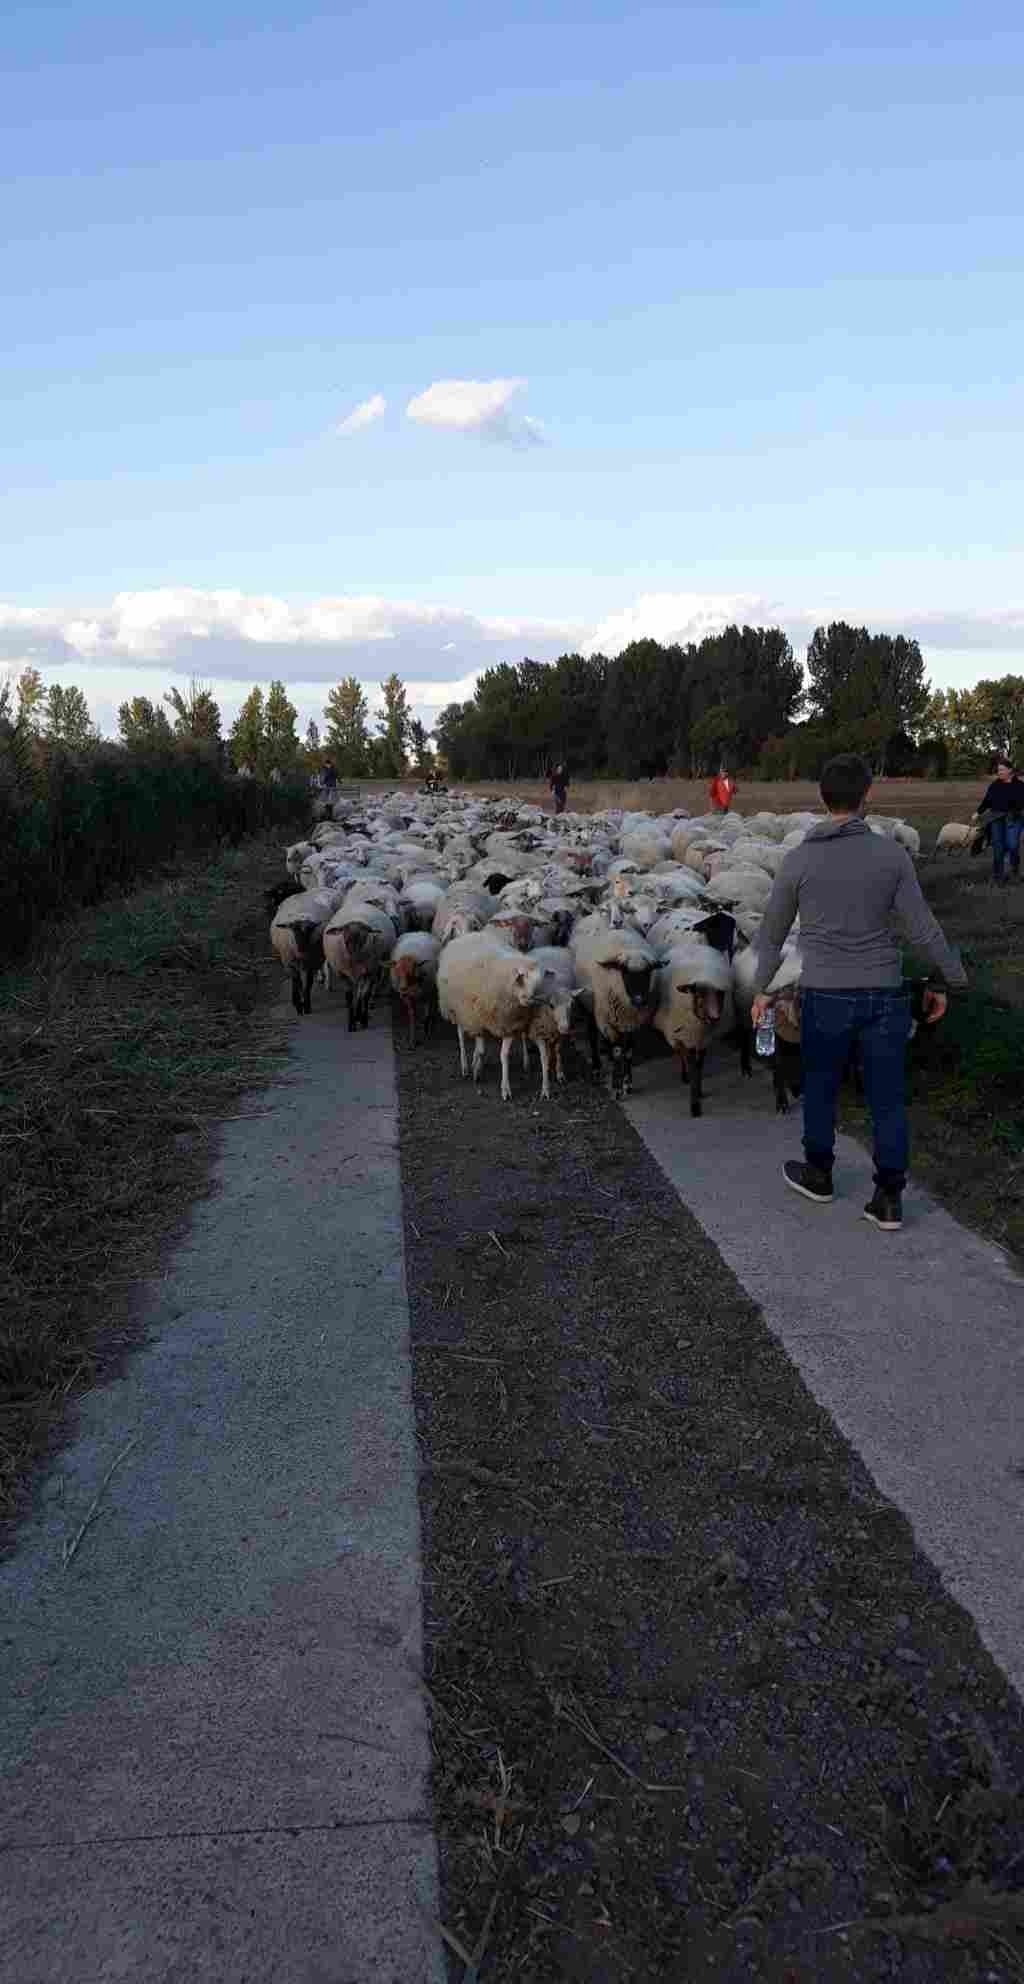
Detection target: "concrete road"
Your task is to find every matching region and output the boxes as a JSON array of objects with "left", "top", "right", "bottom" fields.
[
  {"left": 627, "top": 1050, "right": 1024, "bottom": 1697},
  {"left": 0, "top": 1002, "right": 444, "bottom": 1984}
]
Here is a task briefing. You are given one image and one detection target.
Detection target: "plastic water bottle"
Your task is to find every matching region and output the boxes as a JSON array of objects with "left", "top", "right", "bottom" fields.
[{"left": 755, "top": 1010, "right": 776, "bottom": 1057}]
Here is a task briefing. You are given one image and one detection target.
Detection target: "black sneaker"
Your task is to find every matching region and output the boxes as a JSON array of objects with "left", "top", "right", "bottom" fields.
[
  {"left": 783, "top": 1160, "right": 834, "bottom": 1204},
  {"left": 863, "top": 1189, "right": 903, "bottom": 1231}
]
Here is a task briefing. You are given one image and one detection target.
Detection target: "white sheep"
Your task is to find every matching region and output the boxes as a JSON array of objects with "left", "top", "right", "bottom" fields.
[
  {"left": 437, "top": 931, "right": 546, "bottom": 1100},
  {"left": 517, "top": 946, "right": 583, "bottom": 1099},
  {"left": 571, "top": 923, "right": 658, "bottom": 1097},
  {"left": 651, "top": 938, "right": 733, "bottom": 1116},
  {"left": 732, "top": 943, "right": 803, "bottom": 1111},
  {"left": 934, "top": 821, "right": 972, "bottom": 855},
  {"left": 322, "top": 902, "right": 397, "bottom": 1032},
  {"left": 432, "top": 887, "right": 498, "bottom": 947},
  {"left": 398, "top": 878, "right": 446, "bottom": 931},
  {"left": 389, "top": 932, "right": 441, "bottom": 1047},
  {"left": 270, "top": 886, "right": 346, "bottom": 1015}
]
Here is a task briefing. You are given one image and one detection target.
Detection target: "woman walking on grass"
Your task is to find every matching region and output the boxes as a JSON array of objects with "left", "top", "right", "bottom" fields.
[{"left": 977, "top": 758, "right": 1023, "bottom": 884}]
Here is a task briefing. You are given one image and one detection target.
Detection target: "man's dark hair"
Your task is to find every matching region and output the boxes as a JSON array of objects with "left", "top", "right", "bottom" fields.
[
  {"left": 994, "top": 756, "right": 1012, "bottom": 771},
  {"left": 819, "top": 753, "right": 873, "bottom": 813}
]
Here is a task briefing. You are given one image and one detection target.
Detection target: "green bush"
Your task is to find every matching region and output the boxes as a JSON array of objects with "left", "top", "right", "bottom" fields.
[{"left": 0, "top": 736, "right": 309, "bottom": 963}]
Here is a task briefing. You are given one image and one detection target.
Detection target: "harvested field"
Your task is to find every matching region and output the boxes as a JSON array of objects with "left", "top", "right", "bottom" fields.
[
  {"left": 0, "top": 834, "right": 298, "bottom": 1529},
  {"left": 397, "top": 1014, "right": 1024, "bottom": 1981}
]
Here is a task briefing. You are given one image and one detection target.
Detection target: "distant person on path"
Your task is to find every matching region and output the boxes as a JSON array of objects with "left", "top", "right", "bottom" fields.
[
  {"left": 321, "top": 761, "right": 338, "bottom": 797},
  {"left": 550, "top": 763, "right": 569, "bottom": 815},
  {"left": 977, "top": 758, "right": 1023, "bottom": 884},
  {"left": 708, "top": 765, "right": 736, "bottom": 813},
  {"left": 751, "top": 753, "right": 967, "bottom": 1233}
]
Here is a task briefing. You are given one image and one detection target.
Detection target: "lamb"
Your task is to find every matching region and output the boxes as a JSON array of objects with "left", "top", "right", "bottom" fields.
[
  {"left": 389, "top": 932, "right": 441, "bottom": 1048},
  {"left": 270, "top": 887, "right": 345, "bottom": 1015},
  {"left": 436, "top": 931, "right": 546, "bottom": 1100},
  {"left": 517, "top": 946, "right": 583, "bottom": 1099},
  {"left": 651, "top": 938, "right": 733, "bottom": 1116},
  {"left": 322, "top": 902, "right": 397, "bottom": 1032},
  {"left": 934, "top": 821, "right": 973, "bottom": 855},
  {"left": 571, "top": 924, "right": 658, "bottom": 1098}
]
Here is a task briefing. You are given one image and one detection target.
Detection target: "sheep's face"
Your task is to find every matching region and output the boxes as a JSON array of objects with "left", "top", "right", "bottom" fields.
[
  {"left": 493, "top": 914, "right": 533, "bottom": 952},
  {"left": 687, "top": 984, "right": 724, "bottom": 1028},
  {"left": 605, "top": 961, "right": 654, "bottom": 1013},
  {"left": 392, "top": 956, "right": 421, "bottom": 996},
  {"left": 552, "top": 988, "right": 585, "bottom": 1035},
  {"left": 512, "top": 962, "right": 544, "bottom": 1008}
]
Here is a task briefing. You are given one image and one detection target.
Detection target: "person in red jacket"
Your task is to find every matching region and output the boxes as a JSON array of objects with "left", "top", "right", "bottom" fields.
[{"left": 708, "top": 765, "right": 736, "bottom": 813}]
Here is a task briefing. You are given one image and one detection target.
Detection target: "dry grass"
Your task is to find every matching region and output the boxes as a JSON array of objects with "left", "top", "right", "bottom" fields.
[
  {"left": 457, "top": 774, "right": 988, "bottom": 826},
  {"left": 0, "top": 834, "right": 298, "bottom": 1527}
]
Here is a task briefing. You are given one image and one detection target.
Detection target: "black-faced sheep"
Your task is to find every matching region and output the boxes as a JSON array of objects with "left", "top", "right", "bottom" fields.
[{"left": 571, "top": 922, "right": 658, "bottom": 1098}]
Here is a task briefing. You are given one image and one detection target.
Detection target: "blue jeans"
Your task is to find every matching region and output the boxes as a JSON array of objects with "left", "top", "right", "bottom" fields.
[
  {"left": 801, "top": 988, "right": 912, "bottom": 1192},
  {"left": 991, "top": 815, "right": 1021, "bottom": 879}
]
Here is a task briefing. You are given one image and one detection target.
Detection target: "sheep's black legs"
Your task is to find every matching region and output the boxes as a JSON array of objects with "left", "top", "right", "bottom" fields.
[
  {"left": 688, "top": 1048, "right": 705, "bottom": 1118},
  {"left": 586, "top": 1011, "right": 602, "bottom": 1078}
]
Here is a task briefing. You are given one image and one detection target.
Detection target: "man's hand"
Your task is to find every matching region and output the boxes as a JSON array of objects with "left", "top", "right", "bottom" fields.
[
  {"left": 750, "top": 994, "right": 771, "bottom": 1027},
  {"left": 923, "top": 989, "right": 947, "bottom": 1024}
]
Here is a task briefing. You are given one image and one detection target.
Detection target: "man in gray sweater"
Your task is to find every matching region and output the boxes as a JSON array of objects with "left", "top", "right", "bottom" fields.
[{"left": 751, "top": 754, "right": 967, "bottom": 1231}]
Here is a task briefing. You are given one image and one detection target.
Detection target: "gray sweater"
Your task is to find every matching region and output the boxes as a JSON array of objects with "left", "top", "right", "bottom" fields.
[{"left": 753, "top": 818, "right": 967, "bottom": 994}]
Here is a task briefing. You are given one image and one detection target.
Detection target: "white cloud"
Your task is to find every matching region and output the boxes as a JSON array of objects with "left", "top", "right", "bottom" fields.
[
  {"left": 3, "top": 588, "right": 1023, "bottom": 740},
  {"left": 0, "top": 589, "right": 577, "bottom": 694},
  {"left": 406, "top": 377, "right": 545, "bottom": 447},
  {"left": 586, "top": 592, "right": 1024, "bottom": 663},
  {"left": 334, "top": 392, "right": 386, "bottom": 436}
]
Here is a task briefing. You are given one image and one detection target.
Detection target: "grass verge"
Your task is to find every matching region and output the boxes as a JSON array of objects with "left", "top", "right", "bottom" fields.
[
  {"left": 838, "top": 863, "right": 1024, "bottom": 1263},
  {"left": 0, "top": 833, "right": 295, "bottom": 1529}
]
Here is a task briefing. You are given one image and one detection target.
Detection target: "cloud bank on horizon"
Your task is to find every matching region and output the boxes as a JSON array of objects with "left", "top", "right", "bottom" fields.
[{"left": 2, "top": 587, "right": 1022, "bottom": 739}]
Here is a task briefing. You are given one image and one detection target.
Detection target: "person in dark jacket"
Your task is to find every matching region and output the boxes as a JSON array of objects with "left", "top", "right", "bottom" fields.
[
  {"left": 549, "top": 764, "right": 569, "bottom": 815},
  {"left": 751, "top": 754, "right": 966, "bottom": 1233},
  {"left": 978, "top": 759, "right": 1023, "bottom": 883}
]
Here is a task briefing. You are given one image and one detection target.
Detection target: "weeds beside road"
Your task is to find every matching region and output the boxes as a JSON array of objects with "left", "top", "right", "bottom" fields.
[{"left": 0, "top": 835, "right": 293, "bottom": 1528}]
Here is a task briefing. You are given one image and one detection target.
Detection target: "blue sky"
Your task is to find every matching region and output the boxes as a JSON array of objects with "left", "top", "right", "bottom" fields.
[{"left": 3, "top": 0, "right": 1023, "bottom": 735}]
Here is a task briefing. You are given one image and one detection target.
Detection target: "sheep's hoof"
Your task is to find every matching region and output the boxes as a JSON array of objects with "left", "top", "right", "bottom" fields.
[{"left": 690, "top": 1101, "right": 702, "bottom": 1117}]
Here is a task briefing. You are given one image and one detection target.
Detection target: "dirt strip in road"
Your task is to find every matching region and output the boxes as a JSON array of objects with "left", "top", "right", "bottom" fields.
[{"left": 397, "top": 1020, "right": 1024, "bottom": 1983}]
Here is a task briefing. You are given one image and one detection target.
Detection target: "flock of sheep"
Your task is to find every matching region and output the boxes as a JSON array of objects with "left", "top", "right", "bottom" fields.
[{"left": 268, "top": 790, "right": 926, "bottom": 1115}]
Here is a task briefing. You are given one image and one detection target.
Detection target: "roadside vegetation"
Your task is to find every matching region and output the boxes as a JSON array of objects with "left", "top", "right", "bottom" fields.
[{"left": 0, "top": 833, "right": 302, "bottom": 1528}]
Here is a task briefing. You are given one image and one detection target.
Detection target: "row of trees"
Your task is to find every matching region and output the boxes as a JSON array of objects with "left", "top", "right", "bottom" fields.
[
  {"left": 432, "top": 624, "right": 930, "bottom": 780},
  {"left": 4, "top": 625, "right": 1023, "bottom": 787},
  {"left": 1, "top": 666, "right": 436, "bottom": 781}
]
